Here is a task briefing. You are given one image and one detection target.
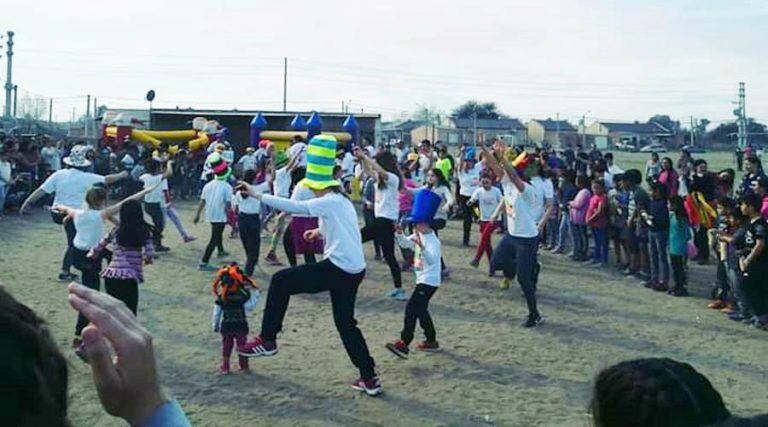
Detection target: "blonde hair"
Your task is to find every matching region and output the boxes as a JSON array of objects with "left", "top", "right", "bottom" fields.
[{"left": 85, "top": 187, "right": 107, "bottom": 209}]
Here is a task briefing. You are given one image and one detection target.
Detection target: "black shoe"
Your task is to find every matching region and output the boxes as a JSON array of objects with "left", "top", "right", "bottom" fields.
[
  {"left": 523, "top": 314, "right": 544, "bottom": 328},
  {"left": 58, "top": 272, "right": 78, "bottom": 282},
  {"left": 156, "top": 245, "right": 171, "bottom": 253}
]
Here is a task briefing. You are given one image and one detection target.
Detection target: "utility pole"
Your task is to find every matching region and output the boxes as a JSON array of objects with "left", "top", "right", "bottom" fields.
[
  {"left": 93, "top": 97, "right": 98, "bottom": 138},
  {"left": 12, "top": 85, "right": 17, "bottom": 117},
  {"left": 4, "top": 31, "right": 14, "bottom": 118},
  {"left": 736, "top": 82, "right": 747, "bottom": 149},
  {"left": 85, "top": 95, "right": 91, "bottom": 137},
  {"left": 689, "top": 116, "right": 696, "bottom": 146},
  {"left": 555, "top": 112, "right": 560, "bottom": 148},
  {"left": 48, "top": 98, "right": 53, "bottom": 124},
  {"left": 282, "top": 57, "right": 287, "bottom": 112}
]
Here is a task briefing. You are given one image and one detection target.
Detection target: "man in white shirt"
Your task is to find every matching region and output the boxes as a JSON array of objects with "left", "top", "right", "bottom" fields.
[
  {"left": 236, "top": 147, "right": 259, "bottom": 173},
  {"left": 478, "top": 143, "right": 544, "bottom": 328},
  {"left": 194, "top": 163, "right": 233, "bottom": 271}
]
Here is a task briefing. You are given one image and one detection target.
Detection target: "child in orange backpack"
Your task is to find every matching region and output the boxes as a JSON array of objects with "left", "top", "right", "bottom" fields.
[{"left": 212, "top": 263, "right": 259, "bottom": 374}]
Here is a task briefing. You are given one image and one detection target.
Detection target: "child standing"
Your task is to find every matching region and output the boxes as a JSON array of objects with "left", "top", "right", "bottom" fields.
[
  {"left": 586, "top": 179, "right": 609, "bottom": 266},
  {"left": 667, "top": 196, "right": 692, "bottom": 296},
  {"left": 738, "top": 194, "right": 768, "bottom": 329},
  {"left": 709, "top": 198, "right": 736, "bottom": 309},
  {"left": 194, "top": 154, "right": 233, "bottom": 271},
  {"left": 139, "top": 159, "right": 173, "bottom": 252},
  {"left": 720, "top": 206, "right": 750, "bottom": 320},
  {"left": 386, "top": 190, "right": 443, "bottom": 358},
  {"left": 570, "top": 175, "right": 592, "bottom": 261},
  {"left": 645, "top": 183, "right": 670, "bottom": 290},
  {"left": 468, "top": 173, "right": 503, "bottom": 272},
  {"left": 212, "top": 263, "right": 259, "bottom": 374}
]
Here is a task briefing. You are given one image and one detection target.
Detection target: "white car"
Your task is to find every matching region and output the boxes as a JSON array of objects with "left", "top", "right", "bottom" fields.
[{"left": 639, "top": 143, "right": 667, "bottom": 153}]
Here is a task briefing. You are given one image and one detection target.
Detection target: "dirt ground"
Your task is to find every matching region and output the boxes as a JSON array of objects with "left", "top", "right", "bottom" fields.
[{"left": 2, "top": 199, "right": 767, "bottom": 426}]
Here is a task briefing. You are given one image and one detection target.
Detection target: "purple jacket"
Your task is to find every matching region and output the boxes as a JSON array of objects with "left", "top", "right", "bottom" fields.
[{"left": 570, "top": 188, "right": 592, "bottom": 225}]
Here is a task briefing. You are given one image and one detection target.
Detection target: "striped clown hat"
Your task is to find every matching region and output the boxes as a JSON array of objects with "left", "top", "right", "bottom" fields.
[{"left": 301, "top": 135, "right": 341, "bottom": 191}]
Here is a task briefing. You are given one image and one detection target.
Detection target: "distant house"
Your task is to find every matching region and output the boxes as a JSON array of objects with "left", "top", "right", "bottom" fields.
[
  {"left": 527, "top": 119, "right": 578, "bottom": 148},
  {"left": 585, "top": 121, "right": 672, "bottom": 149},
  {"left": 381, "top": 119, "right": 425, "bottom": 145},
  {"left": 410, "top": 124, "right": 462, "bottom": 145},
  {"left": 447, "top": 117, "right": 528, "bottom": 146}
]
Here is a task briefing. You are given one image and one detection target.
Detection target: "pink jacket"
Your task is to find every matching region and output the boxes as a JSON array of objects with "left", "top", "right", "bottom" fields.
[
  {"left": 570, "top": 188, "right": 592, "bottom": 225},
  {"left": 658, "top": 170, "right": 679, "bottom": 197}
]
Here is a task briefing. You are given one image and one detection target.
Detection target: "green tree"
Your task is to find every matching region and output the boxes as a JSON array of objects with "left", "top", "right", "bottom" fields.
[
  {"left": 708, "top": 119, "right": 767, "bottom": 145},
  {"left": 452, "top": 101, "right": 506, "bottom": 119}
]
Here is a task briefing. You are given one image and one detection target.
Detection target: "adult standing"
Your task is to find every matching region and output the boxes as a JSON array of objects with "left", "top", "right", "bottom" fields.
[
  {"left": 738, "top": 155, "right": 765, "bottom": 196},
  {"left": 20, "top": 145, "right": 127, "bottom": 281},
  {"left": 479, "top": 142, "right": 544, "bottom": 328},
  {"left": 657, "top": 157, "right": 679, "bottom": 197},
  {"left": 689, "top": 159, "right": 718, "bottom": 264},
  {"left": 238, "top": 135, "right": 381, "bottom": 397}
]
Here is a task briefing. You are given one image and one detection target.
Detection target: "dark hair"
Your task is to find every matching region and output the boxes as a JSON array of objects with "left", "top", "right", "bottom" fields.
[
  {"left": 669, "top": 196, "right": 688, "bottom": 223},
  {"left": 603, "top": 152, "right": 614, "bottom": 161},
  {"left": 562, "top": 169, "right": 576, "bottom": 184},
  {"left": 650, "top": 182, "right": 668, "bottom": 200},
  {"left": 375, "top": 151, "right": 404, "bottom": 190},
  {"left": 145, "top": 159, "right": 160, "bottom": 174},
  {"left": 740, "top": 194, "right": 762, "bottom": 213},
  {"left": 291, "top": 166, "right": 307, "bottom": 189},
  {"left": 624, "top": 169, "right": 643, "bottom": 186},
  {"left": 429, "top": 168, "right": 450, "bottom": 189},
  {"left": 0, "top": 287, "right": 70, "bottom": 426},
  {"left": 243, "top": 169, "right": 257, "bottom": 185},
  {"left": 745, "top": 155, "right": 763, "bottom": 172},
  {"left": 694, "top": 159, "right": 708, "bottom": 168},
  {"left": 590, "top": 358, "right": 731, "bottom": 427},
  {"left": 591, "top": 178, "right": 606, "bottom": 191},
  {"left": 116, "top": 199, "right": 153, "bottom": 248},
  {"left": 576, "top": 175, "right": 590, "bottom": 189},
  {"left": 661, "top": 157, "right": 675, "bottom": 171}
]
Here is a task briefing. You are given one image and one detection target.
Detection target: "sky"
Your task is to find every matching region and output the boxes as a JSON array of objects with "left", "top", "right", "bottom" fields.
[{"left": 3, "top": 0, "right": 768, "bottom": 128}]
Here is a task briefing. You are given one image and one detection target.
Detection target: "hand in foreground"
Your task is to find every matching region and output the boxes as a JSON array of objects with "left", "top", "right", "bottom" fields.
[
  {"left": 303, "top": 228, "right": 321, "bottom": 242},
  {"left": 67, "top": 283, "right": 167, "bottom": 426}
]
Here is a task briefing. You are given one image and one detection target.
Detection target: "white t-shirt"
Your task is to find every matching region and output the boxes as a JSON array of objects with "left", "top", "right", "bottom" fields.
[
  {"left": 470, "top": 186, "right": 503, "bottom": 221},
  {"left": 374, "top": 172, "right": 400, "bottom": 221},
  {"left": 430, "top": 185, "right": 454, "bottom": 221},
  {"left": 458, "top": 163, "right": 483, "bottom": 197},
  {"left": 41, "top": 146, "right": 62, "bottom": 171},
  {"left": 73, "top": 209, "right": 104, "bottom": 250},
  {"left": 418, "top": 153, "right": 435, "bottom": 181},
  {"left": 530, "top": 176, "right": 554, "bottom": 223},
  {"left": 365, "top": 145, "right": 377, "bottom": 158},
  {"left": 233, "top": 182, "right": 268, "bottom": 214},
  {"left": 139, "top": 173, "right": 164, "bottom": 203},
  {"left": 396, "top": 231, "right": 441, "bottom": 287},
  {"left": 261, "top": 193, "right": 365, "bottom": 273},
  {"left": 201, "top": 180, "right": 233, "bottom": 223},
  {"left": 0, "top": 160, "right": 11, "bottom": 184},
  {"left": 274, "top": 167, "right": 291, "bottom": 198},
  {"left": 290, "top": 183, "right": 316, "bottom": 218},
  {"left": 340, "top": 152, "right": 355, "bottom": 177},
  {"left": 501, "top": 176, "right": 539, "bottom": 238},
  {"left": 237, "top": 153, "right": 258, "bottom": 171},
  {"left": 287, "top": 142, "right": 308, "bottom": 167},
  {"left": 41, "top": 168, "right": 106, "bottom": 209}
]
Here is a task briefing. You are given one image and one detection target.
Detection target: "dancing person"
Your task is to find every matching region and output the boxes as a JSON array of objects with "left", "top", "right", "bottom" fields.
[
  {"left": 480, "top": 142, "right": 544, "bottom": 328},
  {"left": 233, "top": 169, "right": 270, "bottom": 276},
  {"left": 283, "top": 167, "right": 322, "bottom": 266},
  {"left": 354, "top": 147, "right": 405, "bottom": 300},
  {"left": 211, "top": 264, "right": 259, "bottom": 374},
  {"left": 238, "top": 135, "right": 381, "bottom": 397},
  {"left": 397, "top": 167, "right": 419, "bottom": 271},
  {"left": 139, "top": 158, "right": 174, "bottom": 252},
  {"left": 668, "top": 195, "right": 692, "bottom": 297},
  {"left": 361, "top": 170, "right": 383, "bottom": 260},
  {"left": 264, "top": 150, "right": 298, "bottom": 266},
  {"left": 586, "top": 178, "right": 609, "bottom": 267},
  {"left": 386, "top": 190, "right": 443, "bottom": 358},
  {"left": 457, "top": 147, "right": 482, "bottom": 246},
  {"left": 195, "top": 153, "right": 233, "bottom": 271},
  {"left": 468, "top": 172, "right": 503, "bottom": 273},
  {"left": 424, "top": 168, "right": 455, "bottom": 277},
  {"left": 19, "top": 145, "right": 128, "bottom": 281}
]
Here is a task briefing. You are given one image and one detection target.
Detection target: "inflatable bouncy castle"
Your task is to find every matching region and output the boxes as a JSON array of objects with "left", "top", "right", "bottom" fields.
[
  {"left": 249, "top": 111, "right": 360, "bottom": 151},
  {"left": 101, "top": 112, "right": 229, "bottom": 154}
]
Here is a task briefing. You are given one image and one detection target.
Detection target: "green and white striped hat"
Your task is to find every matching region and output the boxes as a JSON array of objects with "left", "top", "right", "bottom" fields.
[{"left": 301, "top": 135, "right": 341, "bottom": 191}]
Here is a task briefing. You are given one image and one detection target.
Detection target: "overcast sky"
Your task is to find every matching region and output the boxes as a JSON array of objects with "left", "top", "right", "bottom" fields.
[{"left": 3, "top": 0, "right": 767, "bottom": 127}]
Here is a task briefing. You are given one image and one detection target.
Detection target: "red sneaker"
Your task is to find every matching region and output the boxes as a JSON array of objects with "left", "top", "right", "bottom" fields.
[
  {"left": 415, "top": 341, "right": 441, "bottom": 352},
  {"left": 238, "top": 336, "right": 278, "bottom": 358},
  {"left": 385, "top": 340, "right": 409, "bottom": 359},
  {"left": 350, "top": 376, "right": 382, "bottom": 397}
]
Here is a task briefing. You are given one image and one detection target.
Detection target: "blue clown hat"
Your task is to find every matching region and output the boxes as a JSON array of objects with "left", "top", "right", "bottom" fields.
[{"left": 409, "top": 189, "right": 442, "bottom": 224}]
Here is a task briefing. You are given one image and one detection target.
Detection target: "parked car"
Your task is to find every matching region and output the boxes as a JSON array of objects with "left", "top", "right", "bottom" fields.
[
  {"left": 681, "top": 144, "right": 706, "bottom": 153},
  {"left": 615, "top": 141, "right": 639, "bottom": 152},
  {"left": 639, "top": 143, "right": 667, "bottom": 153}
]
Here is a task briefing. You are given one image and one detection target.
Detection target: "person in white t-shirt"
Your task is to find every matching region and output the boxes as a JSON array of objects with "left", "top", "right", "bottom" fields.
[
  {"left": 194, "top": 159, "right": 234, "bottom": 271},
  {"left": 354, "top": 147, "right": 406, "bottom": 300},
  {"left": 40, "top": 139, "right": 62, "bottom": 175},
  {"left": 233, "top": 169, "right": 270, "bottom": 276},
  {"left": 20, "top": 144, "right": 128, "bottom": 282},
  {"left": 139, "top": 159, "right": 174, "bottom": 252},
  {"left": 238, "top": 135, "right": 381, "bottom": 397},
  {"left": 236, "top": 147, "right": 259, "bottom": 173},
  {"left": 265, "top": 150, "right": 300, "bottom": 266},
  {"left": 417, "top": 168, "right": 455, "bottom": 278},
  {"left": 457, "top": 147, "right": 483, "bottom": 246},
  {"left": 478, "top": 142, "right": 544, "bottom": 328},
  {"left": 386, "top": 189, "right": 444, "bottom": 358},
  {"left": 468, "top": 173, "right": 503, "bottom": 271},
  {"left": 530, "top": 167, "right": 555, "bottom": 239},
  {"left": 52, "top": 182, "right": 160, "bottom": 349}
]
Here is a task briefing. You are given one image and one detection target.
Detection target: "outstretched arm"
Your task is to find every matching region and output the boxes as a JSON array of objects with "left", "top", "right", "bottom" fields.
[
  {"left": 102, "top": 181, "right": 163, "bottom": 219},
  {"left": 19, "top": 187, "right": 47, "bottom": 215}
]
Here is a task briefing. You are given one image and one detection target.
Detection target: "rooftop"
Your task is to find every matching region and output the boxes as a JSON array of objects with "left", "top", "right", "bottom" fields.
[
  {"left": 451, "top": 117, "right": 525, "bottom": 130},
  {"left": 601, "top": 121, "right": 671, "bottom": 134},
  {"left": 531, "top": 119, "right": 577, "bottom": 132},
  {"left": 149, "top": 108, "right": 380, "bottom": 119}
]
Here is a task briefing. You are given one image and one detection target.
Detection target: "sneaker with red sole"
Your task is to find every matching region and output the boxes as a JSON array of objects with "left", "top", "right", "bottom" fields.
[
  {"left": 238, "top": 336, "right": 278, "bottom": 357},
  {"left": 385, "top": 340, "right": 409, "bottom": 359},
  {"left": 350, "top": 376, "right": 382, "bottom": 397},
  {"left": 415, "top": 341, "right": 441, "bottom": 352},
  {"left": 708, "top": 300, "right": 727, "bottom": 309},
  {"left": 264, "top": 252, "right": 283, "bottom": 266}
]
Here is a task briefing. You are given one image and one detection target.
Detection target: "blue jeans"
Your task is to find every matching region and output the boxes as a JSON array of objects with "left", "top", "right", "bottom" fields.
[
  {"left": 649, "top": 230, "right": 670, "bottom": 283},
  {"left": 591, "top": 227, "right": 609, "bottom": 264},
  {"left": 572, "top": 224, "right": 588, "bottom": 258},
  {"left": 491, "top": 234, "right": 540, "bottom": 317},
  {"left": 546, "top": 217, "right": 559, "bottom": 247},
  {"left": 557, "top": 213, "right": 571, "bottom": 250}
]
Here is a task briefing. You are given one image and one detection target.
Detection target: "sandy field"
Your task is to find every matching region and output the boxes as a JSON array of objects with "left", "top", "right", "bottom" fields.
[{"left": 2, "top": 156, "right": 767, "bottom": 426}]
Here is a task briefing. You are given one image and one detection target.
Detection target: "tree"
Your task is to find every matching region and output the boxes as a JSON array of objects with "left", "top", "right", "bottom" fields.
[
  {"left": 452, "top": 101, "right": 506, "bottom": 120},
  {"left": 708, "top": 119, "right": 768, "bottom": 146},
  {"left": 17, "top": 94, "right": 47, "bottom": 121},
  {"left": 412, "top": 104, "right": 445, "bottom": 126},
  {"left": 648, "top": 115, "right": 680, "bottom": 134}
]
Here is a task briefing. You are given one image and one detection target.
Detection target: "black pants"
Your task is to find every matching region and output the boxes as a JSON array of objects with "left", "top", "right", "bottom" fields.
[
  {"left": 694, "top": 226, "right": 709, "bottom": 261},
  {"left": 283, "top": 226, "right": 317, "bottom": 267},
  {"left": 362, "top": 209, "right": 382, "bottom": 257},
  {"left": 401, "top": 283, "right": 438, "bottom": 345},
  {"left": 431, "top": 219, "right": 448, "bottom": 271},
  {"left": 670, "top": 255, "right": 687, "bottom": 291},
  {"left": 239, "top": 213, "right": 261, "bottom": 276},
  {"left": 491, "top": 234, "right": 540, "bottom": 317},
  {"left": 742, "top": 266, "right": 768, "bottom": 317},
  {"left": 143, "top": 202, "right": 165, "bottom": 246},
  {"left": 105, "top": 277, "right": 139, "bottom": 315},
  {"left": 53, "top": 211, "right": 77, "bottom": 272},
  {"left": 202, "top": 222, "right": 226, "bottom": 263},
  {"left": 73, "top": 248, "right": 101, "bottom": 336},
  {"left": 361, "top": 217, "right": 402, "bottom": 288},
  {"left": 260, "top": 259, "right": 376, "bottom": 379},
  {"left": 458, "top": 195, "right": 475, "bottom": 246}
]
